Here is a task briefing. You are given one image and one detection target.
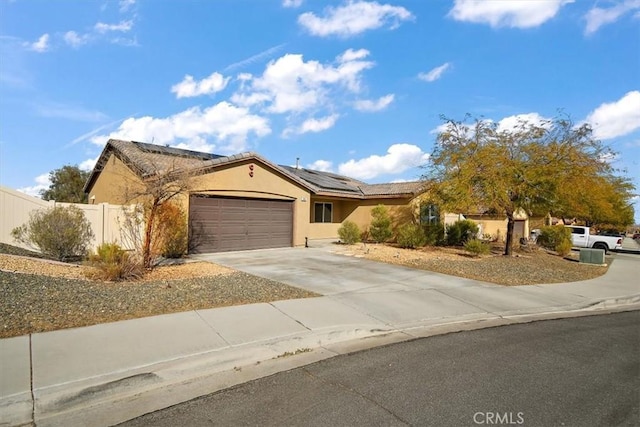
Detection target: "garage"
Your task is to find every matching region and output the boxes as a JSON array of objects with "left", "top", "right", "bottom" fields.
[{"left": 188, "top": 195, "right": 294, "bottom": 253}]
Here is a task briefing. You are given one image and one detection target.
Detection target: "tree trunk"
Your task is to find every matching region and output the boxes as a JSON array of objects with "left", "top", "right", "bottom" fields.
[
  {"left": 142, "top": 203, "right": 158, "bottom": 269},
  {"left": 504, "top": 213, "right": 515, "bottom": 256}
]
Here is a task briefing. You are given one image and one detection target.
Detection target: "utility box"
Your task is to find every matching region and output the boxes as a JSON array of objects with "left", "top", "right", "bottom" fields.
[{"left": 579, "top": 248, "right": 605, "bottom": 265}]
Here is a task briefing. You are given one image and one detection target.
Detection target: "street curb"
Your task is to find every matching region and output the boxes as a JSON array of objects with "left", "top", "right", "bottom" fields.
[{"left": 21, "top": 299, "right": 640, "bottom": 427}]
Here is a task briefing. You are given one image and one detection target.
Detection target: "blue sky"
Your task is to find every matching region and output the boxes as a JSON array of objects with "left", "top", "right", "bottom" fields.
[{"left": 1, "top": 0, "right": 639, "bottom": 221}]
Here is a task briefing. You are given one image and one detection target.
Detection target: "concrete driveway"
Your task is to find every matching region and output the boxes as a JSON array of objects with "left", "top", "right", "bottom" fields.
[{"left": 191, "top": 242, "right": 637, "bottom": 329}]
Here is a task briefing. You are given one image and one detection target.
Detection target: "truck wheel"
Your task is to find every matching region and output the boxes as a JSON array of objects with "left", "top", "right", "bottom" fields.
[{"left": 593, "top": 242, "right": 608, "bottom": 253}]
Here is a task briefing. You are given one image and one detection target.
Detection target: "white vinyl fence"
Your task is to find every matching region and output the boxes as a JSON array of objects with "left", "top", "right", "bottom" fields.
[{"left": 0, "top": 185, "right": 135, "bottom": 253}]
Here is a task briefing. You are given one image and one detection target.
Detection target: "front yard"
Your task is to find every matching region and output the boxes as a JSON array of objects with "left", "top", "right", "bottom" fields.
[
  {"left": 0, "top": 245, "right": 318, "bottom": 338},
  {"left": 0, "top": 242, "right": 610, "bottom": 338},
  {"left": 332, "top": 242, "right": 610, "bottom": 286}
]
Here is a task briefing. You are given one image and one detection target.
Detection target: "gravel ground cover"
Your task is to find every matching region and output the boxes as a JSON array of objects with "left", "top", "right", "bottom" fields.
[
  {"left": 1, "top": 242, "right": 610, "bottom": 338},
  {"left": 0, "top": 245, "right": 318, "bottom": 338},
  {"left": 332, "top": 243, "right": 610, "bottom": 286}
]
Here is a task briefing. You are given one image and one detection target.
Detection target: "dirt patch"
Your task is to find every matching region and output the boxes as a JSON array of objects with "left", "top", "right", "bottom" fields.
[{"left": 332, "top": 243, "right": 610, "bottom": 286}]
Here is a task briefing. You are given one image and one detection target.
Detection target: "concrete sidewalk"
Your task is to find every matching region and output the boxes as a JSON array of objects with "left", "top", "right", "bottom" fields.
[{"left": 1, "top": 247, "right": 639, "bottom": 427}]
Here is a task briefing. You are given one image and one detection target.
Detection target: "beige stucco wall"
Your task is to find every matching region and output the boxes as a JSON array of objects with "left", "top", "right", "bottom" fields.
[
  {"left": 465, "top": 217, "right": 530, "bottom": 242},
  {"left": 88, "top": 155, "right": 146, "bottom": 205},
  {"left": 307, "top": 197, "right": 415, "bottom": 240}
]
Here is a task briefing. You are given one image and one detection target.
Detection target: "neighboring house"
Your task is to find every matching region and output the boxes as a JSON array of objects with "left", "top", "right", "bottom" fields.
[
  {"left": 84, "top": 139, "right": 425, "bottom": 253},
  {"left": 462, "top": 209, "right": 530, "bottom": 242}
]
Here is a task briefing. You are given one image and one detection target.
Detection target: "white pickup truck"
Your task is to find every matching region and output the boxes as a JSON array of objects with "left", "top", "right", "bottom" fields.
[{"left": 565, "top": 226, "right": 622, "bottom": 253}]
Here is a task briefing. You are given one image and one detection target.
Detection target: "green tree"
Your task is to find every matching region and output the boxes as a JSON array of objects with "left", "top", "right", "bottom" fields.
[
  {"left": 41, "top": 165, "right": 90, "bottom": 203},
  {"left": 369, "top": 204, "right": 393, "bottom": 243},
  {"left": 554, "top": 173, "right": 635, "bottom": 230},
  {"left": 424, "top": 115, "right": 635, "bottom": 256},
  {"left": 338, "top": 220, "right": 361, "bottom": 244}
]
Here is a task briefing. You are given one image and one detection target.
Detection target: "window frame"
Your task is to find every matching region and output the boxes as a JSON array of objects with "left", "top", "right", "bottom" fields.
[
  {"left": 420, "top": 204, "right": 440, "bottom": 225},
  {"left": 314, "top": 202, "right": 333, "bottom": 223}
]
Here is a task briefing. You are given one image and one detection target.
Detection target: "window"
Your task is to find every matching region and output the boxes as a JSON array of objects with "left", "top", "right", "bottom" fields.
[
  {"left": 314, "top": 202, "right": 332, "bottom": 223},
  {"left": 420, "top": 204, "right": 439, "bottom": 225}
]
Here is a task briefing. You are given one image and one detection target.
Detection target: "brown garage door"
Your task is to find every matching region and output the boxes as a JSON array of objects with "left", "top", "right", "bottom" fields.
[{"left": 189, "top": 195, "right": 293, "bottom": 253}]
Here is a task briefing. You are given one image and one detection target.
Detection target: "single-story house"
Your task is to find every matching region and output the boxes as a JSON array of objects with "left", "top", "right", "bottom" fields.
[
  {"left": 456, "top": 210, "right": 530, "bottom": 243},
  {"left": 84, "top": 139, "right": 425, "bottom": 253}
]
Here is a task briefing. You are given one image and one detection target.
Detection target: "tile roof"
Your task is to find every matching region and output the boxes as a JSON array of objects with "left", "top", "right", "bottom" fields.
[
  {"left": 85, "top": 139, "right": 424, "bottom": 198},
  {"left": 360, "top": 182, "right": 426, "bottom": 196}
]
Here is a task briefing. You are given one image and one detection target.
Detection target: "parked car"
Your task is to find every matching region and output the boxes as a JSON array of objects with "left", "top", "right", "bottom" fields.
[{"left": 566, "top": 226, "right": 622, "bottom": 253}]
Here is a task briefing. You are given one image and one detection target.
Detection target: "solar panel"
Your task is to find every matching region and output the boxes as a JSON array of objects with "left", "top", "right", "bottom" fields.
[
  {"left": 132, "top": 141, "right": 223, "bottom": 161},
  {"left": 280, "top": 165, "right": 361, "bottom": 193}
]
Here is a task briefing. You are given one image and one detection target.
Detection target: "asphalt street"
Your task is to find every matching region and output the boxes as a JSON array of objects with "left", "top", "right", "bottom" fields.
[{"left": 119, "top": 310, "right": 640, "bottom": 427}]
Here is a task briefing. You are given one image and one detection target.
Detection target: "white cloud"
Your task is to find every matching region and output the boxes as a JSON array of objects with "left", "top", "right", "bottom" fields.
[
  {"left": 231, "top": 49, "right": 374, "bottom": 114},
  {"left": 418, "top": 62, "right": 451, "bottom": 82},
  {"left": 584, "top": 0, "right": 640, "bottom": 35},
  {"left": 353, "top": 94, "right": 394, "bottom": 112},
  {"left": 119, "top": 0, "right": 136, "bottom": 12},
  {"left": 171, "top": 72, "right": 230, "bottom": 98},
  {"left": 17, "top": 173, "right": 50, "bottom": 198},
  {"left": 338, "top": 143, "right": 429, "bottom": 180},
  {"left": 63, "top": 31, "right": 90, "bottom": 48},
  {"left": 585, "top": 91, "right": 640, "bottom": 140},
  {"left": 497, "top": 112, "right": 550, "bottom": 133},
  {"left": 26, "top": 34, "right": 50, "bottom": 52},
  {"left": 338, "top": 48, "right": 370, "bottom": 62},
  {"left": 296, "top": 114, "right": 339, "bottom": 135},
  {"left": 430, "top": 113, "right": 551, "bottom": 137},
  {"left": 283, "top": 0, "right": 303, "bottom": 8},
  {"left": 430, "top": 122, "right": 453, "bottom": 135},
  {"left": 91, "top": 101, "right": 271, "bottom": 154},
  {"left": 79, "top": 157, "right": 98, "bottom": 171},
  {"left": 307, "top": 160, "right": 333, "bottom": 172},
  {"left": 94, "top": 20, "right": 133, "bottom": 33},
  {"left": 449, "top": 0, "right": 573, "bottom": 29},
  {"left": 298, "top": 1, "right": 414, "bottom": 37}
]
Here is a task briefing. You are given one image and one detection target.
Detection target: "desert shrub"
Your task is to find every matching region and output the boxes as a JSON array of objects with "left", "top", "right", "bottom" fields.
[
  {"left": 464, "top": 239, "right": 490, "bottom": 257},
  {"left": 555, "top": 239, "right": 573, "bottom": 257},
  {"left": 536, "top": 226, "right": 572, "bottom": 252},
  {"left": 369, "top": 204, "right": 393, "bottom": 243},
  {"left": 155, "top": 202, "right": 188, "bottom": 258},
  {"left": 445, "top": 220, "right": 479, "bottom": 246},
  {"left": 11, "top": 205, "right": 94, "bottom": 261},
  {"left": 396, "top": 223, "right": 427, "bottom": 249},
  {"left": 424, "top": 223, "right": 445, "bottom": 246},
  {"left": 87, "top": 243, "right": 143, "bottom": 281},
  {"left": 338, "top": 221, "right": 361, "bottom": 244}
]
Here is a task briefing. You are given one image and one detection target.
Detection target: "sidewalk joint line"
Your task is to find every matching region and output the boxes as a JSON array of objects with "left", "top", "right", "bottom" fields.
[
  {"left": 194, "top": 310, "right": 231, "bottom": 346},
  {"left": 325, "top": 296, "right": 393, "bottom": 327},
  {"left": 268, "top": 303, "right": 312, "bottom": 331}
]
